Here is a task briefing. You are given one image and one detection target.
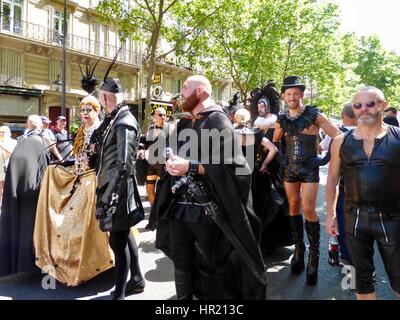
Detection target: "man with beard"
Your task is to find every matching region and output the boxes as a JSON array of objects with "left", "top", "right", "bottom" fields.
[
  {"left": 248, "top": 81, "right": 293, "bottom": 254},
  {"left": 273, "top": 76, "right": 340, "bottom": 285},
  {"left": 153, "top": 75, "right": 267, "bottom": 299},
  {"left": 326, "top": 87, "right": 400, "bottom": 300}
]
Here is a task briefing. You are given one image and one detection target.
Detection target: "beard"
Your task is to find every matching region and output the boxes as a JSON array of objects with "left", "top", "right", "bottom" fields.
[
  {"left": 182, "top": 92, "right": 200, "bottom": 112},
  {"left": 356, "top": 111, "right": 381, "bottom": 126}
]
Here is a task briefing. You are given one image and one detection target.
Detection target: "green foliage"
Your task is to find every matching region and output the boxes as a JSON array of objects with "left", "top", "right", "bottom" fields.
[{"left": 96, "top": 0, "right": 400, "bottom": 119}]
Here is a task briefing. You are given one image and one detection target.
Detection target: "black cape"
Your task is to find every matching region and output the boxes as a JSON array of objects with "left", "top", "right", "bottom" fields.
[
  {"left": 153, "top": 105, "right": 267, "bottom": 299},
  {"left": 0, "top": 135, "right": 49, "bottom": 276}
]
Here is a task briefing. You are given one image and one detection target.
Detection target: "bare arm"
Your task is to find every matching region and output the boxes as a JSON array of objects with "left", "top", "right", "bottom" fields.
[
  {"left": 317, "top": 114, "right": 341, "bottom": 138},
  {"left": 259, "top": 138, "right": 278, "bottom": 173},
  {"left": 325, "top": 134, "right": 344, "bottom": 236},
  {"left": 272, "top": 122, "right": 284, "bottom": 143}
]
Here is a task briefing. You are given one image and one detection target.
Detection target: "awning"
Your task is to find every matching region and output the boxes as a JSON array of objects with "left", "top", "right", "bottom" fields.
[{"left": 0, "top": 85, "right": 43, "bottom": 97}]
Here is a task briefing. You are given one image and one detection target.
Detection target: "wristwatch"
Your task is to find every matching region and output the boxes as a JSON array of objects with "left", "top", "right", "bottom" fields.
[{"left": 188, "top": 160, "right": 199, "bottom": 176}]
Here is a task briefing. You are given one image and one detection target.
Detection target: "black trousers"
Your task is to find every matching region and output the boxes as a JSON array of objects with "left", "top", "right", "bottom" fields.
[
  {"left": 344, "top": 207, "right": 400, "bottom": 294},
  {"left": 169, "top": 218, "right": 219, "bottom": 299},
  {"left": 169, "top": 218, "right": 219, "bottom": 272}
]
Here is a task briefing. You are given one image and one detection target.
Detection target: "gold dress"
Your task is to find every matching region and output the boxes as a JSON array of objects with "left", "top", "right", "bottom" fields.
[{"left": 33, "top": 124, "right": 114, "bottom": 286}]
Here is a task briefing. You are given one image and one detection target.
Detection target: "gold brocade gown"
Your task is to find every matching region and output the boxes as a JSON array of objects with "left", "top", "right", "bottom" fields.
[{"left": 33, "top": 163, "right": 115, "bottom": 286}]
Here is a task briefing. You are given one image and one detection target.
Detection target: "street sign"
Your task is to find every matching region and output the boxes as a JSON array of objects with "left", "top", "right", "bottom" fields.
[
  {"left": 150, "top": 101, "right": 173, "bottom": 117},
  {"left": 153, "top": 73, "right": 162, "bottom": 84}
]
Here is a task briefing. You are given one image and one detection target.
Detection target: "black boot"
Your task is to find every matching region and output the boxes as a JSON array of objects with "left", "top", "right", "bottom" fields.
[
  {"left": 290, "top": 215, "right": 305, "bottom": 275},
  {"left": 174, "top": 269, "right": 193, "bottom": 300},
  {"left": 305, "top": 220, "right": 320, "bottom": 286}
]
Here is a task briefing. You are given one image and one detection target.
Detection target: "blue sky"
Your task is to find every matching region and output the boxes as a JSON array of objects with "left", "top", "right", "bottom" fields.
[{"left": 336, "top": 0, "right": 400, "bottom": 53}]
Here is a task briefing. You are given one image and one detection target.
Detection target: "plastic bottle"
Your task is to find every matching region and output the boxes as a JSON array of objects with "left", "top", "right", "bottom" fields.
[{"left": 328, "top": 235, "right": 340, "bottom": 266}]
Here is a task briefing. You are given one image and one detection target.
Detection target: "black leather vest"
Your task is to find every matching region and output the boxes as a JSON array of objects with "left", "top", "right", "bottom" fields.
[
  {"left": 340, "top": 127, "right": 400, "bottom": 210},
  {"left": 284, "top": 134, "right": 317, "bottom": 162}
]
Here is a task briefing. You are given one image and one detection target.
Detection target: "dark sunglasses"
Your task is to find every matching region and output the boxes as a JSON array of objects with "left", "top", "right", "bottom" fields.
[
  {"left": 157, "top": 114, "right": 166, "bottom": 117},
  {"left": 80, "top": 108, "right": 94, "bottom": 114},
  {"left": 352, "top": 100, "right": 381, "bottom": 110}
]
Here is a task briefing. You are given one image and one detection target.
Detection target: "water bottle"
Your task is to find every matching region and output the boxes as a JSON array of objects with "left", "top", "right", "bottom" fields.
[{"left": 328, "top": 235, "right": 340, "bottom": 266}]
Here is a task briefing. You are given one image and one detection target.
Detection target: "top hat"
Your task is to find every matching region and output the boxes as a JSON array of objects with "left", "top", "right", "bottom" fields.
[{"left": 281, "top": 76, "right": 306, "bottom": 93}]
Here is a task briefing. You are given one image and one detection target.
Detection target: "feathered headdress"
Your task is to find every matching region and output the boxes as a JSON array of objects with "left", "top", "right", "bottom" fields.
[
  {"left": 223, "top": 91, "right": 242, "bottom": 117},
  {"left": 79, "top": 59, "right": 101, "bottom": 94},
  {"left": 249, "top": 80, "right": 282, "bottom": 124},
  {"left": 100, "top": 46, "right": 123, "bottom": 93}
]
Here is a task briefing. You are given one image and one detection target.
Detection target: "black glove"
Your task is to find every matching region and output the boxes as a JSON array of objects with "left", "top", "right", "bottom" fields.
[
  {"left": 95, "top": 204, "right": 108, "bottom": 219},
  {"left": 305, "top": 152, "right": 331, "bottom": 169}
]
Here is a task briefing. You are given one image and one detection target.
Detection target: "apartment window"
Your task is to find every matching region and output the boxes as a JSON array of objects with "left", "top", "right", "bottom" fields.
[
  {"left": 95, "top": 23, "right": 107, "bottom": 56},
  {"left": 1, "top": 0, "right": 23, "bottom": 34},
  {"left": 174, "top": 79, "right": 182, "bottom": 94},
  {"left": 0, "top": 48, "right": 24, "bottom": 86},
  {"left": 52, "top": 10, "right": 64, "bottom": 44}
]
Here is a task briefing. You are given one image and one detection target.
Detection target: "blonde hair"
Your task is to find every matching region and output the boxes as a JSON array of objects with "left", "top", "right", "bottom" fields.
[
  {"left": 0, "top": 126, "right": 11, "bottom": 137},
  {"left": 234, "top": 108, "right": 251, "bottom": 124},
  {"left": 79, "top": 95, "right": 101, "bottom": 113}
]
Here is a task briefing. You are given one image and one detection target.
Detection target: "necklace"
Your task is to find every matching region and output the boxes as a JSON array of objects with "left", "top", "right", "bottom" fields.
[{"left": 285, "top": 106, "right": 306, "bottom": 121}]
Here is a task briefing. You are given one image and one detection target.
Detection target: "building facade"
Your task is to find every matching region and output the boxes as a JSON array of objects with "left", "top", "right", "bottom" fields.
[{"left": 0, "top": 0, "right": 232, "bottom": 136}]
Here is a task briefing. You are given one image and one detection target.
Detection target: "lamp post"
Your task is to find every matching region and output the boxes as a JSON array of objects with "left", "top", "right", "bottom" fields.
[{"left": 61, "top": 0, "right": 67, "bottom": 117}]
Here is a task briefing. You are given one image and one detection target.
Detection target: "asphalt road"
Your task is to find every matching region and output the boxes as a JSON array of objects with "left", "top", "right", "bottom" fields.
[{"left": 0, "top": 166, "right": 397, "bottom": 300}]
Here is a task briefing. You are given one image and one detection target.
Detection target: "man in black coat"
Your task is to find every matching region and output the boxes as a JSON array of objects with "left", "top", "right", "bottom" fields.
[
  {"left": 153, "top": 75, "right": 267, "bottom": 300},
  {"left": 0, "top": 115, "right": 49, "bottom": 276},
  {"left": 96, "top": 77, "right": 145, "bottom": 300}
]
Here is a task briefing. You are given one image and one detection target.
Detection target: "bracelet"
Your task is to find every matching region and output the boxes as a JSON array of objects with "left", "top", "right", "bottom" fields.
[{"left": 188, "top": 160, "right": 199, "bottom": 176}]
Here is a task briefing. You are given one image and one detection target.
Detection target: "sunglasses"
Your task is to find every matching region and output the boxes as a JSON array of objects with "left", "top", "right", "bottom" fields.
[
  {"left": 80, "top": 108, "right": 94, "bottom": 114},
  {"left": 352, "top": 100, "right": 382, "bottom": 110},
  {"left": 157, "top": 114, "right": 166, "bottom": 117}
]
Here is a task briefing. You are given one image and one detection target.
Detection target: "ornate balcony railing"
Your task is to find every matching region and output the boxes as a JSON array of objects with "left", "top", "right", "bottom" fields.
[{"left": 0, "top": 16, "right": 142, "bottom": 66}]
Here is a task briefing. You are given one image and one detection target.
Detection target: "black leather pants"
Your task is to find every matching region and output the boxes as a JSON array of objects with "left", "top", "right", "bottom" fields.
[
  {"left": 344, "top": 207, "right": 400, "bottom": 294},
  {"left": 169, "top": 218, "right": 219, "bottom": 300}
]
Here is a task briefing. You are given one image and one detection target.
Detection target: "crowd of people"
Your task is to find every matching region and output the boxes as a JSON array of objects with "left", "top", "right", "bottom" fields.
[{"left": 0, "top": 69, "right": 399, "bottom": 300}]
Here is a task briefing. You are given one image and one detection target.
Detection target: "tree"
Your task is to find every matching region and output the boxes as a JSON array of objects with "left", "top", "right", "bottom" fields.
[
  {"left": 96, "top": 0, "right": 232, "bottom": 129},
  {"left": 355, "top": 35, "right": 400, "bottom": 106}
]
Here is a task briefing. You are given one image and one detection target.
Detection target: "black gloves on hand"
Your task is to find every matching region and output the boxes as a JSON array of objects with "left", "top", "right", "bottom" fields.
[{"left": 305, "top": 152, "right": 331, "bottom": 169}]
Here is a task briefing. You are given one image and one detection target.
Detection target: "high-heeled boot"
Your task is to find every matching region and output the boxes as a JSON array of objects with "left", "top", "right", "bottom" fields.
[
  {"left": 290, "top": 215, "right": 305, "bottom": 275},
  {"left": 305, "top": 220, "right": 320, "bottom": 286}
]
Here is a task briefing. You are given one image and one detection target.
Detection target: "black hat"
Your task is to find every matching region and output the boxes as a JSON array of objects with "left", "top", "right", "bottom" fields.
[
  {"left": 281, "top": 76, "right": 306, "bottom": 93},
  {"left": 100, "top": 77, "right": 122, "bottom": 93},
  {"left": 100, "top": 46, "right": 123, "bottom": 94}
]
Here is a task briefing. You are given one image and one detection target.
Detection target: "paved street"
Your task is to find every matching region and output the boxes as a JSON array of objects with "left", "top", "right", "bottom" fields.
[{"left": 0, "top": 166, "right": 396, "bottom": 300}]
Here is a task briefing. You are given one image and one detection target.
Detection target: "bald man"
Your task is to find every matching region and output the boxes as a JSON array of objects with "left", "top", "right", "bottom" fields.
[
  {"left": 153, "top": 75, "right": 267, "bottom": 300},
  {"left": 326, "top": 86, "right": 400, "bottom": 300}
]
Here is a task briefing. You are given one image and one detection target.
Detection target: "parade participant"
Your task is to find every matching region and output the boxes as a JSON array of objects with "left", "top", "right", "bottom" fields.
[
  {"left": 41, "top": 116, "right": 63, "bottom": 162},
  {"left": 383, "top": 106, "right": 399, "bottom": 127},
  {"left": 273, "top": 76, "right": 340, "bottom": 285},
  {"left": 223, "top": 91, "right": 242, "bottom": 123},
  {"left": 33, "top": 95, "right": 113, "bottom": 286},
  {"left": 0, "top": 115, "right": 49, "bottom": 276},
  {"left": 0, "top": 126, "right": 17, "bottom": 206},
  {"left": 153, "top": 75, "right": 267, "bottom": 300},
  {"left": 320, "top": 103, "right": 357, "bottom": 264},
  {"left": 52, "top": 116, "right": 73, "bottom": 162},
  {"left": 141, "top": 107, "right": 173, "bottom": 230},
  {"left": 95, "top": 55, "right": 145, "bottom": 300},
  {"left": 248, "top": 81, "right": 293, "bottom": 253},
  {"left": 326, "top": 87, "right": 400, "bottom": 300}
]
